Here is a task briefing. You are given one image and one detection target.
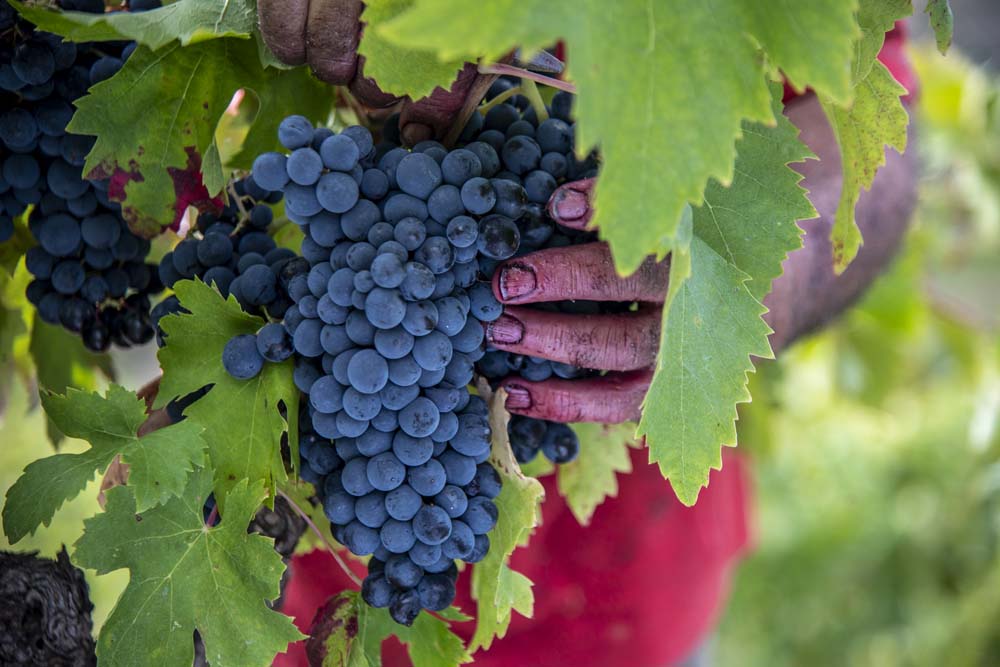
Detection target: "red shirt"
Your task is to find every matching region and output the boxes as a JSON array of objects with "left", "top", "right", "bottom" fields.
[
  {"left": 276, "top": 27, "right": 914, "bottom": 667},
  {"left": 277, "top": 450, "right": 750, "bottom": 667}
]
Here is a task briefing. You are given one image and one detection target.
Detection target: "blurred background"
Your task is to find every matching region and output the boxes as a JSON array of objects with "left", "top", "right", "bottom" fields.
[
  {"left": 718, "top": 6, "right": 1000, "bottom": 666},
  {"left": 2, "top": 8, "right": 999, "bottom": 666}
]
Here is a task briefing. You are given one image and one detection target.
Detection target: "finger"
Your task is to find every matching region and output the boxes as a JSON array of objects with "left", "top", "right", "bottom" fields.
[
  {"left": 349, "top": 56, "right": 402, "bottom": 109},
  {"left": 399, "top": 63, "right": 482, "bottom": 145},
  {"left": 258, "top": 0, "right": 309, "bottom": 66},
  {"left": 305, "top": 0, "right": 362, "bottom": 85},
  {"left": 498, "top": 371, "right": 651, "bottom": 423},
  {"left": 492, "top": 242, "right": 669, "bottom": 305},
  {"left": 485, "top": 306, "right": 660, "bottom": 372},
  {"left": 547, "top": 177, "right": 595, "bottom": 230}
]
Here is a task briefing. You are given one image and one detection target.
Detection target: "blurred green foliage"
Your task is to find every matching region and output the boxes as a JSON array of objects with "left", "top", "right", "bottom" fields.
[
  {"left": 719, "top": 43, "right": 1000, "bottom": 667},
  {"left": 0, "top": 382, "right": 127, "bottom": 631}
]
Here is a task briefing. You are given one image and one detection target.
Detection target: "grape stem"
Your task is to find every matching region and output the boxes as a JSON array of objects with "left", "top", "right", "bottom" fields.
[
  {"left": 277, "top": 489, "right": 363, "bottom": 588},
  {"left": 442, "top": 69, "right": 502, "bottom": 149},
  {"left": 478, "top": 63, "right": 576, "bottom": 93},
  {"left": 226, "top": 180, "right": 250, "bottom": 222},
  {"left": 477, "top": 85, "right": 522, "bottom": 115},
  {"left": 205, "top": 504, "right": 219, "bottom": 527},
  {"left": 519, "top": 78, "right": 550, "bottom": 123}
]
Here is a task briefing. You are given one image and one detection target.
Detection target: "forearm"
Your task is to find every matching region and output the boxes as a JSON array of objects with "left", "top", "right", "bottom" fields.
[{"left": 764, "top": 95, "right": 918, "bottom": 353}]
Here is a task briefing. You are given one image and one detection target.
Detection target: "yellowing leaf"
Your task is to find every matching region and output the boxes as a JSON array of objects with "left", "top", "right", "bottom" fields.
[
  {"left": 819, "top": 0, "right": 911, "bottom": 272},
  {"left": 822, "top": 62, "right": 909, "bottom": 272},
  {"left": 557, "top": 422, "right": 636, "bottom": 526},
  {"left": 925, "top": 0, "right": 954, "bottom": 55},
  {"left": 470, "top": 387, "right": 543, "bottom": 651}
]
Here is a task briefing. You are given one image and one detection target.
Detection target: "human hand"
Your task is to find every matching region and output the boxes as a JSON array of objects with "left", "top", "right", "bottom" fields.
[
  {"left": 490, "top": 92, "right": 919, "bottom": 426},
  {"left": 487, "top": 178, "right": 669, "bottom": 424},
  {"left": 256, "top": 0, "right": 489, "bottom": 145}
]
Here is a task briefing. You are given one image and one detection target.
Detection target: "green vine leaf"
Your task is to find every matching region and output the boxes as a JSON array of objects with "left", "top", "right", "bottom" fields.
[
  {"left": 370, "top": 0, "right": 859, "bottom": 273},
  {"left": 74, "top": 470, "right": 303, "bottom": 667},
  {"left": 67, "top": 38, "right": 329, "bottom": 236},
  {"left": 637, "top": 87, "right": 814, "bottom": 506},
  {"left": 556, "top": 422, "right": 637, "bottom": 526},
  {"left": 10, "top": 0, "right": 255, "bottom": 51},
  {"left": 29, "top": 319, "right": 114, "bottom": 446},
  {"left": 229, "top": 68, "right": 334, "bottom": 172},
  {"left": 470, "top": 386, "right": 543, "bottom": 652},
  {"left": 925, "top": 0, "right": 954, "bottom": 55},
  {"left": 357, "top": 0, "right": 466, "bottom": 100},
  {"left": 3, "top": 385, "right": 205, "bottom": 544},
  {"left": 154, "top": 279, "right": 298, "bottom": 509},
  {"left": 638, "top": 238, "right": 772, "bottom": 506}
]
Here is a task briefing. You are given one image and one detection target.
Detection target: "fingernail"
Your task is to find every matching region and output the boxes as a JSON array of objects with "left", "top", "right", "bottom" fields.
[
  {"left": 553, "top": 187, "right": 589, "bottom": 222},
  {"left": 499, "top": 264, "right": 536, "bottom": 300},
  {"left": 505, "top": 385, "right": 532, "bottom": 410},
  {"left": 486, "top": 314, "right": 524, "bottom": 345}
]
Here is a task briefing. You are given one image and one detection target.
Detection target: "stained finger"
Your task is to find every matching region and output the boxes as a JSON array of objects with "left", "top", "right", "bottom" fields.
[
  {"left": 498, "top": 371, "right": 651, "bottom": 423},
  {"left": 493, "top": 242, "right": 669, "bottom": 305},
  {"left": 485, "top": 306, "right": 660, "bottom": 372},
  {"left": 547, "top": 177, "right": 595, "bottom": 230},
  {"left": 305, "top": 0, "right": 362, "bottom": 84},
  {"left": 258, "top": 0, "right": 309, "bottom": 66}
]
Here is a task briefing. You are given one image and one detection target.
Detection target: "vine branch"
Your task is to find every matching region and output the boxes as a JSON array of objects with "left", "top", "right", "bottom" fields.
[
  {"left": 478, "top": 63, "right": 577, "bottom": 93},
  {"left": 277, "top": 489, "right": 363, "bottom": 588}
]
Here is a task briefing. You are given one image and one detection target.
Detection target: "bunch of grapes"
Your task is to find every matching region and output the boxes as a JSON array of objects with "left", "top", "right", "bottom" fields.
[
  {"left": 221, "top": 115, "right": 516, "bottom": 626},
  {"left": 454, "top": 80, "right": 617, "bottom": 467},
  {"left": 1, "top": 0, "right": 164, "bottom": 351},
  {"left": 152, "top": 177, "right": 300, "bottom": 348}
]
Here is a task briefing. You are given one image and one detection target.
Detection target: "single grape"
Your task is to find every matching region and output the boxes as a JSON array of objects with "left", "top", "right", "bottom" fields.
[
  {"left": 222, "top": 334, "right": 265, "bottom": 380},
  {"left": 384, "top": 484, "right": 421, "bottom": 521},
  {"left": 278, "top": 115, "right": 314, "bottom": 150},
  {"left": 542, "top": 422, "right": 580, "bottom": 463},
  {"left": 416, "top": 574, "right": 456, "bottom": 612},
  {"left": 395, "top": 152, "right": 442, "bottom": 200},
  {"left": 462, "top": 495, "right": 498, "bottom": 534},
  {"left": 412, "top": 504, "right": 452, "bottom": 546}
]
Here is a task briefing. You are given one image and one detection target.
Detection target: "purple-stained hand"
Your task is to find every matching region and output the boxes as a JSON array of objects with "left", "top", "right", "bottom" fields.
[{"left": 489, "top": 95, "right": 918, "bottom": 423}]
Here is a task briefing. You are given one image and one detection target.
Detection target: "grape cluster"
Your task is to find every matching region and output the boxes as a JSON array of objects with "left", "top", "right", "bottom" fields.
[
  {"left": 153, "top": 177, "right": 300, "bottom": 351},
  {"left": 234, "top": 115, "right": 513, "bottom": 625},
  {"left": 2, "top": 0, "right": 164, "bottom": 351},
  {"left": 454, "top": 80, "right": 613, "bottom": 466}
]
